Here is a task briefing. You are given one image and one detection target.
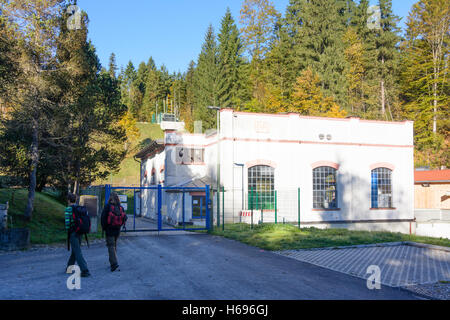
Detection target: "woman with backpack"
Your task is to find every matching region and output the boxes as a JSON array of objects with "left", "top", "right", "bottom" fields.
[{"left": 101, "top": 192, "right": 127, "bottom": 272}]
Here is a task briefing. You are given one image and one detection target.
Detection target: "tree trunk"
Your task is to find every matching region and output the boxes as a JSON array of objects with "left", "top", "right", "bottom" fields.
[
  {"left": 73, "top": 180, "right": 79, "bottom": 204},
  {"left": 380, "top": 57, "right": 386, "bottom": 119},
  {"left": 25, "top": 117, "right": 39, "bottom": 221},
  {"left": 433, "top": 68, "right": 438, "bottom": 135}
]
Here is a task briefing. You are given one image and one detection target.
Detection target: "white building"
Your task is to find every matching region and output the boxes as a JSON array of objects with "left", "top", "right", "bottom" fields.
[{"left": 136, "top": 109, "right": 415, "bottom": 233}]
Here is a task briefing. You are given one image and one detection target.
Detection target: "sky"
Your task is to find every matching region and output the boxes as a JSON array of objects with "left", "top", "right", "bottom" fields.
[{"left": 76, "top": 0, "right": 418, "bottom": 75}]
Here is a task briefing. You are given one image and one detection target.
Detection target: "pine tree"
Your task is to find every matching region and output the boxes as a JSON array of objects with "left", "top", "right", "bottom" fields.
[
  {"left": 108, "top": 52, "right": 118, "bottom": 79},
  {"left": 194, "top": 24, "right": 218, "bottom": 130},
  {"left": 348, "top": 0, "right": 379, "bottom": 116},
  {"left": 182, "top": 61, "right": 196, "bottom": 131},
  {"left": 264, "top": 15, "right": 297, "bottom": 113},
  {"left": 375, "top": 0, "right": 401, "bottom": 120},
  {"left": 217, "top": 8, "right": 243, "bottom": 109},
  {"left": 285, "top": 0, "right": 351, "bottom": 110},
  {"left": 123, "top": 61, "right": 136, "bottom": 86}
]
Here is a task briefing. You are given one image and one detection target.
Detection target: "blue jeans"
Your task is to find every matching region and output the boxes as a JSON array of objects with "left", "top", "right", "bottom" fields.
[{"left": 67, "top": 232, "right": 89, "bottom": 273}]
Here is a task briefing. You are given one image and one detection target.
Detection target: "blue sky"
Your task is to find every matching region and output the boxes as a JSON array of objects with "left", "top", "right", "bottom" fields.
[{"left": 77, "top": 0, "right": 418, "bottom": 74}]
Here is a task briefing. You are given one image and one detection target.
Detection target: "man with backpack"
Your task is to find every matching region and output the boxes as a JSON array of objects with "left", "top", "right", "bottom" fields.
[
  {"left": 101, "top": 192, "right": 127, "bottom": 272},
  {"left": 65, "top": 193, "right": 91, "bottom": 277}
]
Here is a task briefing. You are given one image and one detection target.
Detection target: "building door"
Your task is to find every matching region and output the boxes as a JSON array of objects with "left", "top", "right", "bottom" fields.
[{"left": 192, "top": 196, "right": 206, "bottom": 219}]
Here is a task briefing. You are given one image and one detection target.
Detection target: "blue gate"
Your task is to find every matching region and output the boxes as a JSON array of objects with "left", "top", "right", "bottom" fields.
[{"left": 104, "top": 185, "right": 211, "bottom": 232}]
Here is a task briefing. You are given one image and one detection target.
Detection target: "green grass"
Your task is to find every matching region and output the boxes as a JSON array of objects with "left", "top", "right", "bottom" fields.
[
  {"left": 98, "top": 123, "right": 163, "bottom": 186},
  {"left": 135, "top": 122, "right": 164, "bottom": 141},
  {"left": 210, "top": 223, "right": 450, "bottom": 251},
  {"left": 0, "top": 188, "right": 103, "bottom": 245}
]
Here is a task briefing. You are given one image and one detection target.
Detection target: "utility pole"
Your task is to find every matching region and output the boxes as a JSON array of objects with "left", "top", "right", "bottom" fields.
[{"left": 208, "top": 106, "right": 221, "bottom": 228}]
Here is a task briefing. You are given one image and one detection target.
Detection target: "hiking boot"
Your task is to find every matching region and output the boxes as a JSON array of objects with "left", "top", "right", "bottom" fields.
[
  {"left": 81, "top": 270, "right": 91, "bottom": 277},
  {"left": 111, "top": 264, "right": 120, "bottom": 272}
]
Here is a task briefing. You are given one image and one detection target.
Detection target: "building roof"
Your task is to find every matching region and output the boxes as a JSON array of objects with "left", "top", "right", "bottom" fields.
[
  {"left": 166, "top": 176, "right": 221, "bottom": 193},
  {"left": 414, "top": 169, "right": 450, "bottom": 183},
  {"left": 135, "top": 139, "right": 164, "bottom": 159}
]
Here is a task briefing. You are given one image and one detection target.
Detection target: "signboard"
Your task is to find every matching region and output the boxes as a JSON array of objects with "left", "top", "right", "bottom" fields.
[
  {"left": 135, "top": 191, "right": 141, "bottom": 215},
  {"left": 118, "top": 195, "right": 128, "bottom": 211}
]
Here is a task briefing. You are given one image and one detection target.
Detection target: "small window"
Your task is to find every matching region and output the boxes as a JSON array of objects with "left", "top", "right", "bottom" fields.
[
  {"left": 193, "top": 149, "right": 204, "bottom": 163},
  {"left": 313, "top": 166, "right": 338, "bottom": 209},
  {"left": 371, "top": 168, "right": 393, "bottom": 208},
  {"left": 176, "top": 147, "right": 204, "bottom": 164}
]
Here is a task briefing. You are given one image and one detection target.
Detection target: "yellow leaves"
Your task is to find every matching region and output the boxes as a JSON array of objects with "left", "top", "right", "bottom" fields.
[
  {"left": 291, "top": 68, "right": 347, "bottom": 118},
  {"left": 118, "top": 111, "right": 140, "bottom": 145}
]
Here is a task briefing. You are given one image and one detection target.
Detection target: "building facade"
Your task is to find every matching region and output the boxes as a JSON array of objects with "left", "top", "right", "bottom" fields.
[
  {"left": 414, "top": 169, "right": 450, "bottom": 239},
  {"left": 136, "top": 109, "right": 415, "bottom": 233}
]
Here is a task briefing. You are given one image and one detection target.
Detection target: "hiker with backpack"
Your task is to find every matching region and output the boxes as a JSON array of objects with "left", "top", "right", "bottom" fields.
[
  {"left": 65, "top": 193, "right": 91, "bottom": 277},
  {"left": 101, "top": 192, "right": 127, "bottom": 272}
]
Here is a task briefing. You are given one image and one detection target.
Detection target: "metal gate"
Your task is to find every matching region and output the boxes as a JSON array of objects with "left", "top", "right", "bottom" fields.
[{"left": 104, "top": 185, "right": 211, "bottom": 233}]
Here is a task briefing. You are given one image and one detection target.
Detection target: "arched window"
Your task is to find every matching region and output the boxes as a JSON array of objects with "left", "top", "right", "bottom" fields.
[
  {"left": 371, "top": 168, "right": 393, "bottom": 208},
  {"left": 313, "top": 166, "right": 338, "bottom": 209},
  {"left": 248, "top": 165, "right": 275, "bottom": 210}
]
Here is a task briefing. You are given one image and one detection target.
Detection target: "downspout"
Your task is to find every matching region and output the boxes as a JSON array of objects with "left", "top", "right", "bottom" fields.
[{"left": 133, "top": 155, "right": 142, "bottom": 217}]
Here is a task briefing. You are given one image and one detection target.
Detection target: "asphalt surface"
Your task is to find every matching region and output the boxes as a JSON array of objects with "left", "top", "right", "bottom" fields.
[{"left": 0, "top": 233, "right": 421, "bottom": 300}]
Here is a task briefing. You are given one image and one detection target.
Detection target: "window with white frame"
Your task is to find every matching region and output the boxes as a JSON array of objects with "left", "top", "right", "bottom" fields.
[
  {"left": 371, "top": 168, "right": 393, "bottom": 208},
  {"left": 248, "top": 165, "right": 275, "bottom": 210},
  {"left": 313, "top": 166, "right": 338, "bottom": 209}
]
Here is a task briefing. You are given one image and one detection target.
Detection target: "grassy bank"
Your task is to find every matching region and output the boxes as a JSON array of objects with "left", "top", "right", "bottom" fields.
[
  {"left": 0, "top": 189, "right": 103, "bottom": 245},
  {"left": 210, "top": 223, "right": 450, "bottom": 251},
  {"left": 98, "top": 123, "right": 163, "bottom": 186}
]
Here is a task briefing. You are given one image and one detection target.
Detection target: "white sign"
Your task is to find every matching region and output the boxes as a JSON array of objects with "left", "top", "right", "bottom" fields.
[
  {"left": 121, "top": 203, "right": 128, "bottom": 211},
  {"left": 119, "top": 195, "right": 127, "bottom": 203}
]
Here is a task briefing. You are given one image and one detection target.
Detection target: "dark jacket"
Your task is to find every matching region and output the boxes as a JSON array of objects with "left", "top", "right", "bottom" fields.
[{"left": 101, "top": 203, "right": 127, "bottom": 237}]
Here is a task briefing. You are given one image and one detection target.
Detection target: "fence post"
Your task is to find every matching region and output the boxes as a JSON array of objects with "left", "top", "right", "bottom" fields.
[
  {"left": 261, "top": 200, "right": 263, "bottom": 224},
  {"left": 182, "top": 190, "right": 185, "bottom": 230},
  {"left": 157, "top": 184, "right": 162, "bottom": 231},
  {"left": 251, "top": 186, "right": 253, "bottom": 229},
  {"left": 217, "top": 187, "right": 220, "bottom": 229},
  {"left": 206, "top": 185, "right": 211, "bottom": 232},
  {"left": 133, "top": 189, "right": 136, "bottom": 231},
  {"left": 104, "top": 184, "right": 111, "bottom": 207},
  {"left": 298, "top": 188, "right": 301, "bottom": 229},
  {"left": 275, "top": 190, "right": 277, "bottom": 224},
  {"left": 222, "top": 187, "right": 225, "bottom": 231}
]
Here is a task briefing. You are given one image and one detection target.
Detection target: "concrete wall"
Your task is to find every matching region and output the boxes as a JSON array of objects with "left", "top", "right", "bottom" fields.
[
  {"left": 414, "top": 209, "right": 450, "bottom": 239},
  {"left": 142, "top": 150, "right": 166, "bottom": 186},
  {"left": 0, "top": 228, "right": 30, "bottom": 251}
]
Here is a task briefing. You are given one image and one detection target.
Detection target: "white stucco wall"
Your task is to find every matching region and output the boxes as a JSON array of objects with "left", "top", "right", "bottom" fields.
[
  {"left": 219, "top": 110, "right": 414, "bottom": 232},
  {"left": 139, "top": 110, "right": 414, "bottom": 232}
]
